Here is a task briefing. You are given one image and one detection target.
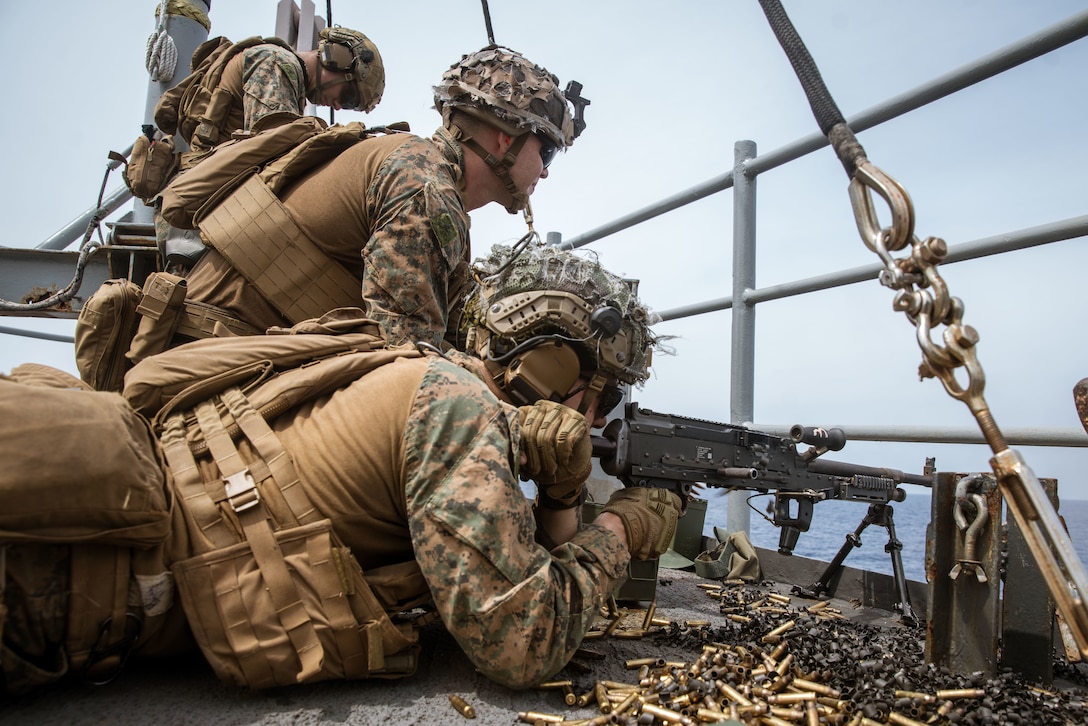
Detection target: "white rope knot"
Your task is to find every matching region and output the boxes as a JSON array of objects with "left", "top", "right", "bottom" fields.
[{"left": 145, "top": 0, "right": 178, "bottom": 82}]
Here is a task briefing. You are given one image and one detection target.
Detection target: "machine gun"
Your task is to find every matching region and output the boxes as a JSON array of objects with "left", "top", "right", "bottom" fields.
[{"left": 591, "top": 403, "right": 934, "bottom": 624}]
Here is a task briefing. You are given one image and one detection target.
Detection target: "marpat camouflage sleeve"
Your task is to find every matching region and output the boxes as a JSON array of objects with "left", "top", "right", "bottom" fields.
[
  {"left": 360, "top": 134, "right": 471, "bottom": 348},
  {"left": 240, "top": 45, "right": 306, "bottom": 131},
  {"left": 404, "top": 357, "right": 629, "bottom": 688}
]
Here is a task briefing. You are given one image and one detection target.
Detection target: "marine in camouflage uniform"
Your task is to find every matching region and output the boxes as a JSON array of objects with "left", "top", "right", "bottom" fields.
[
  {"left": 1, "top": 244, "right": 681, "bottom": 692},
  {"left": 153, "top": 28, "right": 384, "bottom": 272},
  {"left": 184, "top": 128, "right": 472, "bottom": 348},
  {"left": 173, "top": 27, "right": 386, "bottom": 159},
  {"left": 183, "top": 45, "right": 586, "bottom": 350}
]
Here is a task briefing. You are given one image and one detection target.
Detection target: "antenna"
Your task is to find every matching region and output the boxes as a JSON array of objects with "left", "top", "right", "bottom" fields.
[{"left": 480, "top": 0, "right": 496, "bottom": 45}]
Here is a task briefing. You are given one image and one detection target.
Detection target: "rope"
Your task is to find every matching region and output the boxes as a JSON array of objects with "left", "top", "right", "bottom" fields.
[
  {"left": 756, "top": 0, "right": 866, "bottom": 177},
  {"left": 0, "top": 150, "right": 120, "bottom": 312},
  {"left": 145, "top": 0, "right": 178, "bottom": 82}
]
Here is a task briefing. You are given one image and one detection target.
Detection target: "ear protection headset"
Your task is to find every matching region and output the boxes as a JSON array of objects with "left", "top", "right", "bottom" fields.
[{"left": 319, "top": 28, "right": 374, "bottom": 72}]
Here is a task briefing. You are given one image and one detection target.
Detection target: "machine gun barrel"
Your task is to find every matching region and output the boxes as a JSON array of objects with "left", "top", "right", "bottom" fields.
[{"left": 805, "top": 458, "right": 931, "bottom": 488}]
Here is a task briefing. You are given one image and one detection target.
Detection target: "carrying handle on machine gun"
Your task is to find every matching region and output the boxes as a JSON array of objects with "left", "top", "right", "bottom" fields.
[{"left": 756, "top": 0, "right": 1088, "bottom": 657}]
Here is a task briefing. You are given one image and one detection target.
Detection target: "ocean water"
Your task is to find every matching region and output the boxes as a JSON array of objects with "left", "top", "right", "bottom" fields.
[{"left": 698, "top": 487, "right": 1088, "bottom": 584}]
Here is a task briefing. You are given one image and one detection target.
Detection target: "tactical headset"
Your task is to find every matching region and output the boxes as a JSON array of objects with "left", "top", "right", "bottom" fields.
[{"left": 318, "top": 27, "right": 374, "bottom": 73}]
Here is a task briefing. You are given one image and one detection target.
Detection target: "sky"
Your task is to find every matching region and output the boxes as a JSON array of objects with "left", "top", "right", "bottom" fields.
[{"left": 1, "top": 0, "right": 1087, "bottom": 504}]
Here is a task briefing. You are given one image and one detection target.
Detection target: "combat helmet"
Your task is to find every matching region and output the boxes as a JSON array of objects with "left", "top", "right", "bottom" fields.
[
  {"left": 434, "top": 46, "right": 589, "bottom": 213},
  {"left": 462, "top": 243, "right": 659, "bottom": 416},
  {"left": 313, "top": 26, "right": 384, "bottom": 112}
]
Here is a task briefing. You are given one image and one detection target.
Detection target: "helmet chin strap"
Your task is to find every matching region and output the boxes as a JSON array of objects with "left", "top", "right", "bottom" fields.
[
  {"left": 575, "top": 372, "right": 608, "bottom": 417},
  {"left": 307, "top": 61, "right": 350, "bottom": 105},
  {"left": 456, "top": 128, "right": 531, "bottom": 213}
]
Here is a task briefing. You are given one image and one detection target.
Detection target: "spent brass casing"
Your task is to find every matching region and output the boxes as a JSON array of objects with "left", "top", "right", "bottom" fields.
[
  {"left": 611, "top": 629, "right": 646, "bottom": 639},
  {"left": 767, "top": 592, "right": 792, "bottom": 604},
  {"left": 575, "top": 647, "right": 605, "bottom": 660},
  {"left": 769, "top": 641, "right": 789, "bottom": 661},
  {"left": 935, "top": 688, "right": 985, "bottom": 700},
  {"left": 774, "top": 653, "right": 795, "bottom": 677},
  {"left": 639, "top": 702, "right": 691, "bottom": 725},
  {"left": 727, "top": 613, "right": 752, "bottom": 624},
  {"left": 696, "top": 707, "right": 733, "bottom": 723},
  {"left": 717, "top": 680, "right": 753, "bottom": 706},
  {"left": 887, "top": 712, "right": 928, "bottom": 726},
  {"left": 595, "top": 683, "right": 611, "bottom": 713},
  {"left": 794, "top": 677, "right": 841, "bottom": 698},
  {"left": 764, "top": 619, "right": 797, "bottom": 640},
  {"left": 538, "top": 680, "right": 573, "bottom": 690},
  {"left": 448, "top": 694, "right": 476, "bottom": 719},
  {"left": 600, "top": 615, "right": 623, "bottom": 637},
  {"left": 670, "top": 693, "right": 693, "bottom": 709},
  {"left": 626, "top": 657, "right": 657, "bottom": 670},
  {"left": 600, "top": 680, "right": 640, "bottom": 691},
  {"left": 516, "top": 711, "right": 563, "bottom": 724},
  {"left": 762, "top": 714, "right": 799, "bottom": 726},
  {"left": 612, "top": 691, "right": 640, "bottom": 716},
  {"left": 768, "top": 705, "right": 805, "bottom": 721},
  {"left": 641, "top": 600, "right": 658, "bottom": 631},
  {"left": 768, "top": 692, "right": 816, "bottom": 705}
]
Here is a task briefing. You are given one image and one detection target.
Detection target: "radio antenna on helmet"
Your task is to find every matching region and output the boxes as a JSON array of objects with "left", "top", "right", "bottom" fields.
[{"left": 479, "top": 0, "right": 497, "bottom": 46}]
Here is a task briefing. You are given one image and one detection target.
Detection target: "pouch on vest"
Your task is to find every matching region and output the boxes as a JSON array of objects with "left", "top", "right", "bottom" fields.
[
  {"left": 0, "top": 364, "right": 171, "bottom": 547},
  {"left": 163, "top": 386, "right": 419, "bottom": 688},
  {"left": 120, "top": 126, "right": 179, "bottom": 204},
  {"left": 126, "top": 272, "right": 189, "bottom": 365},
  {"left": 74, "top": 278, "right": 143, "bottom": 392}
]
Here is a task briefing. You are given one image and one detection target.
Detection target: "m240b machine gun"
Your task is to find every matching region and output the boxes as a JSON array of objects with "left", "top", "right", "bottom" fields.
[{"left": 592, "top": 404, "right": 934, "bottom": 624}]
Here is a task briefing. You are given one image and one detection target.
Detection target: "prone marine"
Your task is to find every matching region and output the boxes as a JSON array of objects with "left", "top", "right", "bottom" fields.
[{"left": 0, "top": 243, "right": 682, "bottom": 693}]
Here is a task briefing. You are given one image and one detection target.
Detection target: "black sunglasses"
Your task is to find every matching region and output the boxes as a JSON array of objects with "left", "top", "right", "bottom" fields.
[
  {"left": 536, "top": 134, "right": 559, "bottom": 169},
  {"left": 341, "top": 82, "right": 360, "bottom": 110},
  {"left": 596, "top": 385, "right": 625, "bottom": 417}
]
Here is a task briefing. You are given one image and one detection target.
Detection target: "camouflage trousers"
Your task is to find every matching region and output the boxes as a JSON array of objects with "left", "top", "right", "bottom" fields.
[{"left": 1, "top": 544, "right": 70, "bottom": 694}]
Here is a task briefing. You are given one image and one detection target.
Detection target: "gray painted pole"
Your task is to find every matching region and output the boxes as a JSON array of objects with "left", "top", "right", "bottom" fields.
[
  {"left": 132, "top": 0, "right": 212, "bottom": 225},
  {"left": 727, "top": 140, "right": 757, "bottom": 536},
  {"left": 37, "top": 1, "right": 212, "bottom": 249}
]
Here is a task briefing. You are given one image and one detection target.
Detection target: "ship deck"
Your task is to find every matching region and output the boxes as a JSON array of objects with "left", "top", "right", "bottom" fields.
[{"left": 3, "top": 552, "right": 1086, "bottom": 725}]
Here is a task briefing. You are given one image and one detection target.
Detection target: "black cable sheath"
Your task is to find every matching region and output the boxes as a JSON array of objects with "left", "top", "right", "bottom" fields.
[{"left": 757, "top": 0, "right": 867, "bottom": 176}]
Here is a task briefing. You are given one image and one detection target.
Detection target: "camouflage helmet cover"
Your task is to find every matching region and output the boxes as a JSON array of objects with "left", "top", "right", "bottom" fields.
[
  {"left": 317, "top": 26, "right": 385, "bottom": 112},
  {"left": 434, "top": 46, "right": 577, "bottom": 148},
  {"left": 465, "top": 244, "right": 660, "bottom": 386}
]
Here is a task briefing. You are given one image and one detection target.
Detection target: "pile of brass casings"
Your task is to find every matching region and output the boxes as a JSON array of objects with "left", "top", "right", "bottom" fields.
[{"left": 513, "top": 581, "right": 1088, "bottom": 725}]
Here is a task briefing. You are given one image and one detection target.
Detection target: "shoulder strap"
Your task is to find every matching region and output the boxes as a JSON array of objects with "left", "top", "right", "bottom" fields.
[
  {"left": 165, "top": 389, "right": 324, "bottom": 681},
  {"left": 163, "top": 384, "right": 419, "bottom": 684}
]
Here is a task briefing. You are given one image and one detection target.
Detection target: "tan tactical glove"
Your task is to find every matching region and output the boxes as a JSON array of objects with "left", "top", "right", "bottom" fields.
[
  {"left": 519, "top": 399, "right": 592, "bottom": 509},
  {"left": 601, "top": 488, "right": 682, "bottom": 560}
]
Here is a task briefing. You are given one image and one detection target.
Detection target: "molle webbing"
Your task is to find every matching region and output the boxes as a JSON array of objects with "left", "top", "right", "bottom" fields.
[
  {"left": 161, "top": 385, "right": 417, "bottom": 687},
  {"left": 199, "top": 175, "right": 359, "bottom": 325}
]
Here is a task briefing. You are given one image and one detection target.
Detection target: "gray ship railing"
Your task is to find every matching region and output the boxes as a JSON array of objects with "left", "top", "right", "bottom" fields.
[{"left": 555, "top": 8, "right": 1088, "bottom": 537}]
